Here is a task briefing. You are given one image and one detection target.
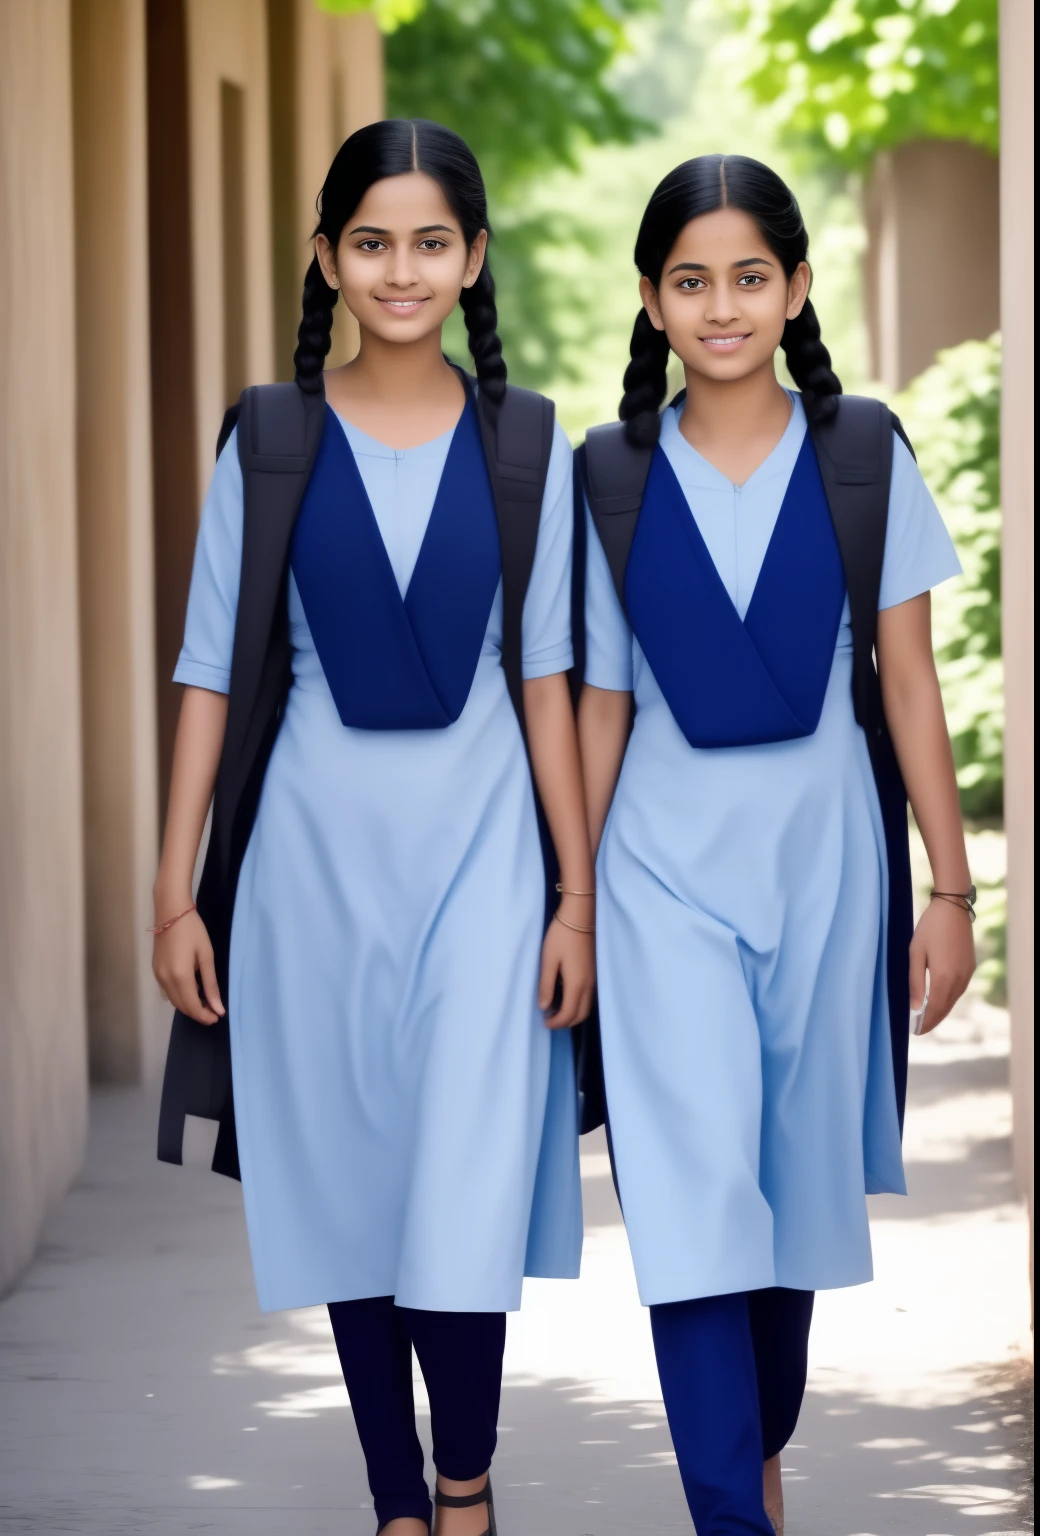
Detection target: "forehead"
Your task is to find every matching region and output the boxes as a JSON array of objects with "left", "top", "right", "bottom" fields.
[
  {"left": 349, "top": 171, "right": 459, "bottom": 231},
  {"left": 665, "top": 206, "right": 772, "bottom": 266}
]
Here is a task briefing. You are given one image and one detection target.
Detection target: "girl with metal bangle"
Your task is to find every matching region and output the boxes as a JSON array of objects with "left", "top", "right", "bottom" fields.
[
  {"left": 577, "top": 153, "right": 975, "bottom": 1534},
  {"left": 152, "top": 119, "right": 595, "bottom": 1536}
]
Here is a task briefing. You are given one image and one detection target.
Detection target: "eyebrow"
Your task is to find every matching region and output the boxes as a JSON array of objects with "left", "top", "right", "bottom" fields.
[
  {"left": 666, "top": 256, "right": 775, "bottom": 275},
  {"left": 347, "top": 223, "right": 456, "bottom": 236}
]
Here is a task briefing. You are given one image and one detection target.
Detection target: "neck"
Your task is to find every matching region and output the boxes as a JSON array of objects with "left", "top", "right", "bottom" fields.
[
  {"left": 346, "top": 325, "right": 461, "bottom": 407},
  {"left": 678, "top": 359, "right": 790, "bottom": 447}
]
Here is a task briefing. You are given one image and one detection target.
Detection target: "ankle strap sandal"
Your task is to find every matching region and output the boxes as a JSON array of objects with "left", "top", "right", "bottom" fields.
[{"left": 434, "top": 1477, "right": 496, "bottom": 1536}]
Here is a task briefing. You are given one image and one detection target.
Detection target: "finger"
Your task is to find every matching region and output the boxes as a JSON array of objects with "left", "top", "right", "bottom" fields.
[
  {"left": 554, "top": 972, "right": 584, "bottom": 1030},
  {"left": 922, "top": 976, "right": 955, "bottom": 1030},
  {"left": 538, "top": 950, "right": 558, "bottom": 1013},
  {"left": 908, "top": 938, "right": 927, "bottom": 1012},
  {"left": 198, "top": 949, "right": 226, "bottom": 1018},
  {"left": 171, "top": 971, "right": 219, "bottom": 1026}
]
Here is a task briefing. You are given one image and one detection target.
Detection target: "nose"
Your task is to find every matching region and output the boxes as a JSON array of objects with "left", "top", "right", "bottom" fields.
[
  {"left": 704, "top": 284, "right": 740, "bottom": 327},
  {"left": 384, "top": 245, "right": 420, "bottom": 289}
]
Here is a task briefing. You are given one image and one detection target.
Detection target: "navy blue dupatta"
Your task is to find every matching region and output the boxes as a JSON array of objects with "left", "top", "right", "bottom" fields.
[
  {"left": 290, "top": 397, "right": 501, "bottom": 730},
  {"left": 624, "top": 433, "right": 847, "bottom": 748}
]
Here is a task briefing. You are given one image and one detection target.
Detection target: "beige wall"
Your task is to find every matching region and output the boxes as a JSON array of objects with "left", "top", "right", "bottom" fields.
[
  {"left": 72, "top": 0, "right": 164, "bottom": 1083},
  {"left": 0, "top": 0, "right": 89, "bottom": 1293},
  {"left": 999, "top": 0, "right": 1034, "bottom": 1259},
  {"left": 865, "top": 140, "right": 1000, "bottom": 388},
  {"left": 186, "top": 0, "right": 276, "bottom": 501}
]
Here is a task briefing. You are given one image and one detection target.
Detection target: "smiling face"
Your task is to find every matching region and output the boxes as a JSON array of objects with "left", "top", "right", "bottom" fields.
[
  {"left": 315, "top": 171, "right": 487, "bottom": 346},
  {"left": 640, "top": 205, "right": 810, "bottom": 385}
]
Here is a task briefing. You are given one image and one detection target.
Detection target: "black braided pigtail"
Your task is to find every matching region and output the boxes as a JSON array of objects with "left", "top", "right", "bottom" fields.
[
  {"left": 619, "top": 308, "right": 670, "bottom": 447},
  {"left": 781, "top": 297, "right": 841, "bottom": 423},
  {"left": 460, "top": 260, "right": 507, "bottom": 413},
  {"left": 293, "top": 255, "right": 338, "bottom": 394}
]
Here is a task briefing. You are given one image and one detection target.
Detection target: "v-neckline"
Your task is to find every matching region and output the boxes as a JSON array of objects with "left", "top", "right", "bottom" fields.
[
  {"left": 653, "top": 423, "right": 816, "bottom": 629},
  {"left": 663, "top": 391, "right": 806, "bottom": 494},
  {"left": 330, "top": 408, "right": 459, "bottom": 461},
  {"left": 329, "top": 408, "right": 459, "bottom": 601}
]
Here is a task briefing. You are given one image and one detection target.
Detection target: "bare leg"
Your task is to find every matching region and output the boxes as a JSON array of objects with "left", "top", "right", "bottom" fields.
[
  {"left": 382, "top": 1523, "right": 430, "bottom": 1536},
  {"left": 434, "top": 1474, "right": 492, "bottom": 1536},
  {"left": 763, "top": 1453, "right": 784, "bottom": 1533}
]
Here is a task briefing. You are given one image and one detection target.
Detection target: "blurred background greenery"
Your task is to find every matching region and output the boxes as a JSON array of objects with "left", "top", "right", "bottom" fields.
[{"left": 323, "top": 0, "right": 1004, "bottom": 992}]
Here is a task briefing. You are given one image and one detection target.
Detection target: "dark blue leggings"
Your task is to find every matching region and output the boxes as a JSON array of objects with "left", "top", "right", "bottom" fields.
[
  {"left": 603, "top": 1115, "right": 813, "bottom": 1470},
  {"left": 328, "top": 1298, "right": 506, "bottom": 1532},
  {"left": 651, "top": 1288, "right": 814, "bottom": 1536},
  {"left": 748, "top": 1285, "right": 815, "bottom": 1460}
]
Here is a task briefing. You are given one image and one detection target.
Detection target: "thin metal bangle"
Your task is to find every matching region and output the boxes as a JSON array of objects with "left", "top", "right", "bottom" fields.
[
  {"left": 553, "top": 910, "right": 595, "bottom": 935},
  {"left": 930, "top": 892, "right": 976, "bottom": 922},
  {"left": 555, "top": 882, "right": 596, "bottom": 897}
]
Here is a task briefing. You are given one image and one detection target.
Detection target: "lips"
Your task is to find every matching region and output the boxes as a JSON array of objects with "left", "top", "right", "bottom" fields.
[
  {"left": 700, "top": 333, "right": 751, "bottom": 348},
  {"left": 377, "top": 298, "right": 428, "bottom": 313}
]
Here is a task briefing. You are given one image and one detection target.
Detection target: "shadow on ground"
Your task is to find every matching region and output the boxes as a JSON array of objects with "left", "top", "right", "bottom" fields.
[{"left": 0, "top": 1004, "right": 1033, "bottom": 1535}]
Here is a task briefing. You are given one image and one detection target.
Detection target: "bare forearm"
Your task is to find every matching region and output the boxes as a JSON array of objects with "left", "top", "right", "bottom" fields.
[
  {"left": 878, "top": 597, "right": 969, "bottom": 891},
  {"left": 154, "top": 686, "right": 228, "bottom": 911},
  {"left": 523, "top": 673, "right": 595, "bottom": 892},
  {"left": 578, "top": 685, "right": 632, "bottom": 858}
]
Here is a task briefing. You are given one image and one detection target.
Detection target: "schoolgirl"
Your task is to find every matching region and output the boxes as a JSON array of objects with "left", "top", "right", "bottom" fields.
[
  {"left": 152, "top": 120, "right": 596, "bottom": 1536},
  {"left": 577, "top": 155, "right": 975, "bottom": 1534}
]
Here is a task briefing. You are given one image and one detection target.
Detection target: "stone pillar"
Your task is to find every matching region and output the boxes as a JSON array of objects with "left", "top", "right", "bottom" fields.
[
  {"left": 999, "top": 0, "right": 1034, "bottom": 1282},
  {"left": 186, "top": 0, "right": 276, "bottom": 505},
  {"left": 0, "top": 0, "right": 89, "bottom": 1294},
  {"left": 864, "top": 140, "right": 1000, "bottom": 388},
  {"left": 72, "top": 0, "right": 164, "bottom": 1083},
  {"left": 268, "top": 0, "right": 384, "bottom": 382}
]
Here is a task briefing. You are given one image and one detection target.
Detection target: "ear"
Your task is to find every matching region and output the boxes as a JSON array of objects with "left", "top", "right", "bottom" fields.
[
  {"left": 315, "top": 233, "right": 340, "bottom": 291},
  {"left": 639, "top": 274, "right": 666, "bottom": 333},
  {"left": 461, "top": 229, "right": 489, "bottom": 289},
  {"left": 786, "top": 261, "right": 811, "bottom": 321}
]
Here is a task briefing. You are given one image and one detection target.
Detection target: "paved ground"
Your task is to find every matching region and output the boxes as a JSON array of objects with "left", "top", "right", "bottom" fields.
[{"left": 0, "top": 995, "right": 1032, "bottom": 1535}]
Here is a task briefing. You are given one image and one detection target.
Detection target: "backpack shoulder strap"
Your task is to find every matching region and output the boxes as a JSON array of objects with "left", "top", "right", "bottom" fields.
[
  {"left": 806, "top": 392, "right": 909, "bottom": 734},
  {"left": 579, "top": 420, "right": 654, "bottom": 610},
  {"left": 216, "top": 381, "right": 325, "bottom": 873},
  {"left": 469, "top": 375, "right": 556, "bottom": 732}
]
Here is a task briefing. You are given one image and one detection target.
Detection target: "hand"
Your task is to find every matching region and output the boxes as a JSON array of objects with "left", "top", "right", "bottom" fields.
[
  {"left": 538, "top": 898, "right": 595, "bottom": 1030},
  {"left": 152, "top": 907, "right": 225, "bottom": 1025},
  {"left": 909, "top": 897, "right": 976, "bottom": 1032}
]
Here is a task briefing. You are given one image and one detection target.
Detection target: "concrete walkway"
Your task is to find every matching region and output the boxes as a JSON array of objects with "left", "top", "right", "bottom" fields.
[{"left": 0, "top": 997, "right": 1032, "bottom": 1535}]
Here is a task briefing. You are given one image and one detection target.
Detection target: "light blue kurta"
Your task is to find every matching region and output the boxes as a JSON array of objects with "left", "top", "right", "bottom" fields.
[
  {"left": 176, "top": 409, "right": 582, "bottom": 1313},
  {"left": 585, "top": 394, "right": 960, "bottom": 1306}
]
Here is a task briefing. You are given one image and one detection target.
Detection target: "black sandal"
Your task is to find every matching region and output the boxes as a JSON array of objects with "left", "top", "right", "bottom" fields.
[{"left": 434, "top": 1477, "right": 496, "bottom": 1536}]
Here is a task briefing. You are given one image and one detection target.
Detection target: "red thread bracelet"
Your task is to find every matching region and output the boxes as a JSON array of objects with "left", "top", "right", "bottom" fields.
[{"left": 147, "top": 902, "right": 196, "bottom": 935}]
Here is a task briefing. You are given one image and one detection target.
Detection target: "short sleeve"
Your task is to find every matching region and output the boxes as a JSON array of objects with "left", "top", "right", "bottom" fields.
[
  {"left": 521, "top": 420, "right": 575, "bottom": 680},
  {"left": 583, "top": 499, "right": 634, "bottom": 692},
  {"left": 172, "top": 430, "right": 245, "bottom": 693},
  {"left": 878, "top": 435, "right": 962, "bottom": 610}
]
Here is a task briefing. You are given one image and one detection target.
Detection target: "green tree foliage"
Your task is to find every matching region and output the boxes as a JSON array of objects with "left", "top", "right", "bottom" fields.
[
  {"left": 320, "top": 0, "right": 655, "bottom": 194},
  {"left": 319, "top": 0, "right": 657, "bottom": 388},
  {"left": 725, "top": 0, "right": 999, "bottom": 168},
  {"left": 384, "top": 0, "right": 655, "bottom": 194},
  {"left": 896, "top": 335, "right": 1002, "bottom": 819},
  {"left": 317, "top": 0, "right": 425, "bottom": 31},
  {"left": 897, "top": 336, "right": 1004, "bottom": 1000}
]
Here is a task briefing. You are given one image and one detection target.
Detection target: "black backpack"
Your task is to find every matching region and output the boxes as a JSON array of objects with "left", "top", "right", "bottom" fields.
[
  {"left": 575, "top": 392, "right": 918, "bottom": 1131},
  {"left": 158, "top": 371, "right": 559, "bottom": 1176}
]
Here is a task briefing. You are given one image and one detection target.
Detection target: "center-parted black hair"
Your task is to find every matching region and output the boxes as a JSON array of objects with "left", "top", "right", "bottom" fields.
[
  {"left": 620, "top": 154, "right": 842, "bottom": 446},
  {"left": 293, "top": 118, "right": 506, "bottom": 407}
]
